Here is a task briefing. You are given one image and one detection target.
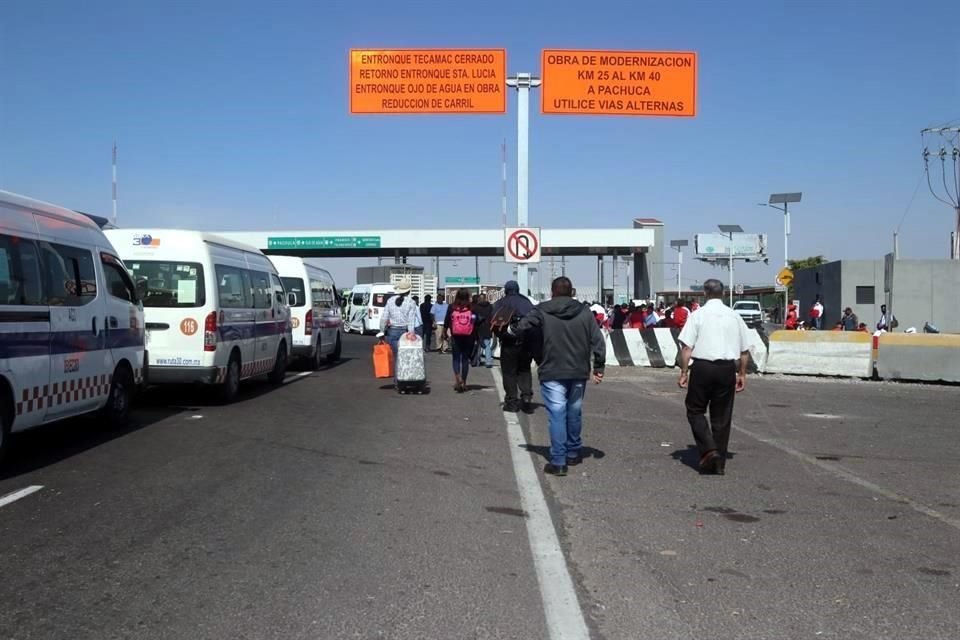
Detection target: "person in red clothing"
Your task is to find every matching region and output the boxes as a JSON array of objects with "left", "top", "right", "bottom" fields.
[
  {"left": 785, "top": 303, "right": 799, "bottom": 330},
  {"left": 673, "top": 300, "right": 690, "bottom": 330},
  {"left": 629, "top": 304, "right": 647, "bottom": 328}
]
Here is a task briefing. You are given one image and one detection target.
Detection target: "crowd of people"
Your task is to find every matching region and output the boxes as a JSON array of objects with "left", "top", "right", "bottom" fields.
[{"left": 590, "top": 298, "right": 700, "bottom": 331}]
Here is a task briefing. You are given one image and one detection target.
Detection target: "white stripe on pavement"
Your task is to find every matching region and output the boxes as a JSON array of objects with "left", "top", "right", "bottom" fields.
[
  {"left": 284, "top": 371, "right": 313, "bottom": 383},
  {"left": 491, "top": 367, "right": 591, "bottom": 640},
  {"left": 0, "top": 485, "right": 43, "bottom": 509},
  {"left": 733, "top": 423, "right": 960, "bottom": 531}
]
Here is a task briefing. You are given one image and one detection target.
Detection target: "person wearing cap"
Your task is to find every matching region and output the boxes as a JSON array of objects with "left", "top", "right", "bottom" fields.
[
  {"left": 378, "top": 277, "right": 418, "bottom": 362},
  {"left": 841, "top": 306, "right": 858, "bottom": 331},
  {"left": 492, "top": 280, "right": 535, "bottom": 412}
]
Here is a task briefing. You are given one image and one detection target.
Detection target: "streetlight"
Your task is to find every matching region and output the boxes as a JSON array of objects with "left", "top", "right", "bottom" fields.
[
  {"left": 760, "top": 192, "right": 802, "bottom": 319},
  {"left": 669, "top": 239, "right": 688, "bottom": 301},
  {"left": 718, "top": 224, "right": 743, "bottom": 306}
]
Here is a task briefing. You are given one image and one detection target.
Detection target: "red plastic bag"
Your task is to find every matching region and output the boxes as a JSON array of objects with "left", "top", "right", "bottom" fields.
[{"left": 373, "top": 342, "right": 394, "bottom": 379}]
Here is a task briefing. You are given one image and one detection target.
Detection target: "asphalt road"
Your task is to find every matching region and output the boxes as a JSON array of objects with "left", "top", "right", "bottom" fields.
[{"left": 1, "top": 334, "right": 958, "bottom": 639}]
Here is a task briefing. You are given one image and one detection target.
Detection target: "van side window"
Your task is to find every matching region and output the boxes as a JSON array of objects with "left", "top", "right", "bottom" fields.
[
  {"left": 216, "top": 265, "right": 250, "bottom": 308},
  {"left": 39, "top": 242, "right": 97, "bottom": 306},
  {"left": 269, "top": 274, "right": 285, "bottom": 306},
  {"left": 310, "top": 279, "right": 329, "bottom": 308},
  {"left": 250, "top": 271, "right": 271, "bottom": 309},
  {"left": 352, "top": 292, "right": 365, "bottom": 306},
  {"left": 100, "top": 254, "right": 139, "bottom": 304},
  {"left": 0, "top": 234, "right": 44, "bottom": 306}
]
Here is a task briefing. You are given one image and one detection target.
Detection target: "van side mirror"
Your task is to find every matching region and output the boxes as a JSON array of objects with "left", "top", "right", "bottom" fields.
[{"left": 287, "top": 292, "right": 297, "bottom": 306}]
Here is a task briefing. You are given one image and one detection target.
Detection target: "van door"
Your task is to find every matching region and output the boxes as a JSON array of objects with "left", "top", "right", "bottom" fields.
[
  {"left": 250, "top": 270, "right": 275, "bottom": 375},
  {"left": 270, "top": 273, "right": 290, "bottom": 357},
  {"left": 214, "top": 264, "right": 256, "bottom": 375},
  {"left": 0, "top": 232, "right": 50, "bottom": 430},
  {"left": 39, "top": 240, "right": 107, "bottom": 418},
  {"left": 99, "top": 251, "right": 144, "bottom": 388}
]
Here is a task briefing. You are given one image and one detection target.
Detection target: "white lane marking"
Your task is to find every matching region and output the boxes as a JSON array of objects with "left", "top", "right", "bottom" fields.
[
  {"left": 491, "top": 367, "right": 591, "bottom": 640},
  {"left": 284, "top": 371, "right": 313, "bottom": 383},
  {"left": 733, "top": 423, "right": 960, "bottom": 531},
  {"left": 0, "top": 485, "right": 43, "bottom": 509}
]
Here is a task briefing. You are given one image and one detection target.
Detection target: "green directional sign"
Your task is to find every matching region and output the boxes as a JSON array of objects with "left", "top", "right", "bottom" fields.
[
  {"left": 267, "top": 236, "right": 381, "bottom": 250},
  {"left": 444, "top": 276, "right": 480, "bottom": 285}
]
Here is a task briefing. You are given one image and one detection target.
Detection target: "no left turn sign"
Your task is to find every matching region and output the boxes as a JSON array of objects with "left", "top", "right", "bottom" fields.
[{"left": 504, "top": 227, "right": 541, "bottom": 263}]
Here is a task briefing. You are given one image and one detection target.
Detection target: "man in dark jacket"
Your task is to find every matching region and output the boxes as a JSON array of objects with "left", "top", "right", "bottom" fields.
[
  {"left": 419, "top": 295, "right": 435, "bottom": 351},
  {"left": 492, "top": 280, "right": 534, "bottom": 413},
  {"left": 498, "top": 277, "right": 606, "bottom": 476}
]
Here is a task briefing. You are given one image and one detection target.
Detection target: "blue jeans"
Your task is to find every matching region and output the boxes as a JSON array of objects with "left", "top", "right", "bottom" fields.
[
  {"left": 480, "top": 337, "right": 493, "bottom": 367},
  {"left": 540, "top": 379, "right": 586, "bottom": 467},
  {"left": 452, "top": 335, "right": 475, "bottom": 381},
  {"left": 386, "top": 326, "right": 406, "bottom": 365}
]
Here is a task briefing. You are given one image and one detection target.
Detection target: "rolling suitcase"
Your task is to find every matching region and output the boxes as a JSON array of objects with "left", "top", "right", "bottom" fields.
[{"left": 396, "top": 334, "right": 427, "bottom": 394}]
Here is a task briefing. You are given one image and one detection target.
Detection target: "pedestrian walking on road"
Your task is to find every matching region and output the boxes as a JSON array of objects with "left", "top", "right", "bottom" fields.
[
  {"left": 444, "top": 288, "right": 477, "bottom": 393},
  {"left": 677, "top": 279, "right": 752, "bottom": 475},
  {"left": 492, "top": 280, "right": 535, "bottom": 412},
  {"left": 379, "top": 277, "right": 418, "bottom": 363},
  {"left": 472, "top": 293, "right": 494, "bottom": 367},
  {"left": 499, "top": 277, "right": 606, "bottom": 477},
  {"left": 432, "top": 295, "right": 450, "bottom": 352},
  {"left": 420, "top": 294, "right": 435, "bottom": 351}
]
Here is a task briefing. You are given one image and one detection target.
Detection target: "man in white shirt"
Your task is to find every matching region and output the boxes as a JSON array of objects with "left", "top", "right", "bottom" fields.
[
  {"left": 677, "top": 279, "right": 751, "bottom": 475},
  {"left": 813, "top": 296, "right": 824, "bottom": 330}
]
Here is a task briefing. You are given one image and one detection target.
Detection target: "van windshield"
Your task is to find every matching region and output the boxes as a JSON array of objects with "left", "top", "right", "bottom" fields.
[
  {"left": 128, "top": 260, "right": 205, "bottom": 308},
  {"left": 281, "top": 277, "right": 306, "bottom": 307}
]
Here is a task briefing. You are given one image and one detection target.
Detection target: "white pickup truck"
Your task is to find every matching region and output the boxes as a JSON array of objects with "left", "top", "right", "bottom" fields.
[{"left": 733, "top": 300, "right": 763, "bottom": 328}]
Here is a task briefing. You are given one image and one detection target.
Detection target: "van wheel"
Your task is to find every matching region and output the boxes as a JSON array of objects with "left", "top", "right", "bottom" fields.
[
  {"left": 342, "top": 323, "right": 351, "bottom": 334},
  {"left": 219, "top": 355, "right": 241, "bottom": 403},
  {"left": 268, "top": 344, "right": 288, "bottom": 385},
  {"left": 328, "top": 334, "right": 342, "bottom": 363},
  {"left": 102, "top": 365, "right": 133, "bottom": 430}
]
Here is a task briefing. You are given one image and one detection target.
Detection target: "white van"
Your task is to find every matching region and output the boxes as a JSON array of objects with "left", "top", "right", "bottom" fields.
[
  {"left": 0, "top": 191, "right": 145, "bottom": 460},
  {"left": 269, "top": 256, "right": 342, "bottom": 368},
  {"left": 344, "top": 283, "right": 395, "bottom": 335},
  {"left": 105, "top": 229, "right": 292, "bottom": 402}
]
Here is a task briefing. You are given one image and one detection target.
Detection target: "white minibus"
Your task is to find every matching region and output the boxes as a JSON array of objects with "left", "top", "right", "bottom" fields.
[
  {"left": 269, "top": 256, "right": 342, "bottom": 368},
  {"left": 344, "top": 283, "right": 395, "bottom": 335},
  {"left": 0, "top": 191, "right": 145, "bottom": 460},
  {"left": 105, "top": 229, "right": 291, "bottom": 402}
]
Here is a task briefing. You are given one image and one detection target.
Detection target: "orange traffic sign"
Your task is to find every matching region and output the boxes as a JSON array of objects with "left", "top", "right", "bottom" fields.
[
  {"left": 350, "top": 49, "right": 506, "bottom": 114},
  {"left": 541, "top": 49, "right": 697, "bottom": 116}
]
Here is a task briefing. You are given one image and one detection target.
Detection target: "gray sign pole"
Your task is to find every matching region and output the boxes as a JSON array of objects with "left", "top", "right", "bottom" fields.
[{"left": 506, "top": 73, "right": 541, "bottom": 296}]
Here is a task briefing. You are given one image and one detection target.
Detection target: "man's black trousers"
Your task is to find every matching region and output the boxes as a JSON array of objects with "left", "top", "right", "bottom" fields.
[
  {"left": 500, "top": 342, "right": 533, "bottom": 403},
  {"left": 685, "top": 359, "right": 737, "bottom": 456}
]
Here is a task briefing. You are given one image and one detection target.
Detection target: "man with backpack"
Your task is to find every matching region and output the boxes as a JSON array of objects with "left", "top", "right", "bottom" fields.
[
  {"left": 496, "top": 277, "right": 606, "bottom": 476},
  {"left": 492, "top": 280, "right": 534, "bottom": 413}
]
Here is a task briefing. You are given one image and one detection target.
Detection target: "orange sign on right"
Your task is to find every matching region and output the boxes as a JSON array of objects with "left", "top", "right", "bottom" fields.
[{"left": 541, "top": 50, "right": 697, "bottom": 116}]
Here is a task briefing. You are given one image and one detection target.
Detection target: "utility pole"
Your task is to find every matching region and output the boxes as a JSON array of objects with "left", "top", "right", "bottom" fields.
[
  {"left": 112, "top": 142, "right": 118, "bottom": 226},
  {"left": 921, "top": 127, "right": 960, "bottom": 260},
  {"left": 506, "top": 73, "right": 542, "bottom": 295}
]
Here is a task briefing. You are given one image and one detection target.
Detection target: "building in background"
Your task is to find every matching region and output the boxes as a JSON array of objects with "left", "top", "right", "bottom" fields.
[{"left": 794, "top": 259, "right": 960, "bottom": 333}]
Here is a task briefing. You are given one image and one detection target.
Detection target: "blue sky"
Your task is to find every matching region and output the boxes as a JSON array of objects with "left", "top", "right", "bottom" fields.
[{"left": 1, "top": 0, "right": 958, "bottom": 291}]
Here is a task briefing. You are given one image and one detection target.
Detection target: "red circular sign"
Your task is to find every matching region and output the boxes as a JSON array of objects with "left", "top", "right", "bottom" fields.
[{"left": 507, "top": 229, "right": 539, "bottom": 261}]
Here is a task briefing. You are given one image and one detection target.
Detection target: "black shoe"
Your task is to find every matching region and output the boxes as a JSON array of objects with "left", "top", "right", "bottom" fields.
[
  {"left": 566, "top": 454, "right": 582, "bottom": 466},
  {"left": 521, "top": 401, "right": 535, "bottom": 415},
  {"left": 503, "top": 399, "right": 520, "bottom": 412},
  {"left": 699, "top": 450, "right": 721, "bottom": 475},
  {"left": 544, "top": 463, "right": 568, "bottom": 477},
  {"left": 716, "top": 454, "right": 726, "bottom": 475}
]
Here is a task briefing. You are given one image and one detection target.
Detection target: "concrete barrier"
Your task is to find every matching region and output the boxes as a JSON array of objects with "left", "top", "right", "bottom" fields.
[
  {"left": 876, "top": 333, "right": 960, "bottom": 383},
  {"left": 603, "top": 328, "right": 768, "bottom": 372},
  {"left": 764, "top": 331, "right": 873, "bottom": 378}
]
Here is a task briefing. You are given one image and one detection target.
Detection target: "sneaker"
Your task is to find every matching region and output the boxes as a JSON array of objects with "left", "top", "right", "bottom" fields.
[
  {"left": 544, "top": 463, "right": 568, "bottom": 477},
  {"left": 521, "top": 401, "right": 535, "bottom": 415},
  {"left": 503, "top": 400, "right": 520, "bottom": 412},
  {"left": 566, "top": 454, "right": 582, "bottom": 466}
]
